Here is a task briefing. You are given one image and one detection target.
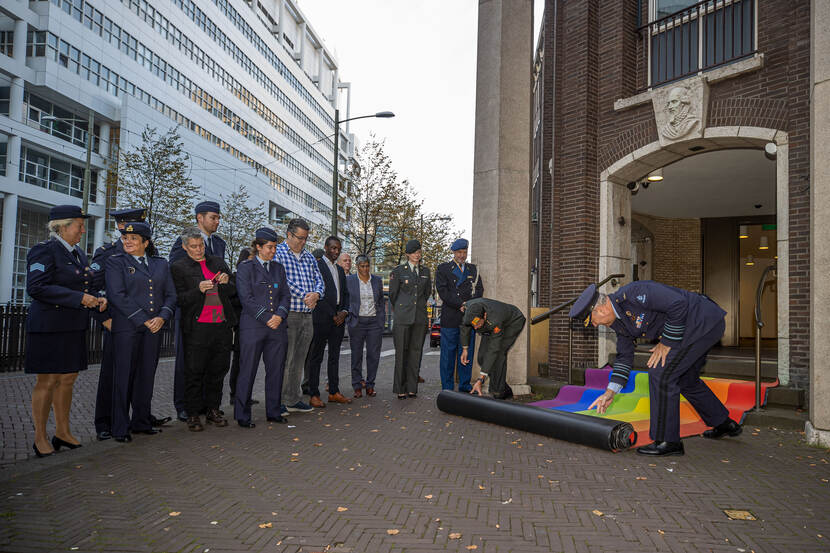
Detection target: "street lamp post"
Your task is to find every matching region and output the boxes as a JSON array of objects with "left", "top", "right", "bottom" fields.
[
  {"left": 331, "top": 110, "right": 394, "bottom": 236},
  {"left": 41, "top": 112, "right": 95, "bottom": 250}
]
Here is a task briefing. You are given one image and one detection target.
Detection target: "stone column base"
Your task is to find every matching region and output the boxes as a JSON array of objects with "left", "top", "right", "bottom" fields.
[{"left": 805, "top": 421, "right": 830, "bottom": 448}]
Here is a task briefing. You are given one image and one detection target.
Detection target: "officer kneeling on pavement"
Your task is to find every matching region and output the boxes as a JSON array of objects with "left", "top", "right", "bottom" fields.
[
  {"left": 570, "top": 281, "right": 742, "bottom": 457},
  {"left": 459, "top": 298, "right": 526, "bottom": 400}
]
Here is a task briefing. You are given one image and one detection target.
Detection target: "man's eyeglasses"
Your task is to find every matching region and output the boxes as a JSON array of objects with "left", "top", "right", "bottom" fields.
[{"left": 289, "top": 231, "right": 309, "bottom": 242}]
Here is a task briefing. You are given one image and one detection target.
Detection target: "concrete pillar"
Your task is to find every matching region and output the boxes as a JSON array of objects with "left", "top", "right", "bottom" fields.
[
  {"left": 808, "top": 0, "right": 830, "bottom": 447},
  {"left": 99, "top": 122, "right": 110, "bottom": 157},
  {"left": 317, "top": 47, "right": 325, "bottom": 91},
  {"left": 93, "top": 215, "right": 105, "bottom": 252},
  {"left": 277, "top": 0, "right": 285, "bottom": 45},
  {"left": 12, "top": 19, "right": 27, "bottom": 64},
  {"left": 298, "top": 22, "right": 307, "bottom": 62},
  {"left": 471, "top": 0, "right": 532, "bottom": 395},
  {"left": 9, "top": 77, "right": 24, "bottom": 123},
  {"left": 7, "top": 135, "right": 21, "bottom": 182},
  {"left": 0, "top": 192, "right": 18, "bottom": 304}
]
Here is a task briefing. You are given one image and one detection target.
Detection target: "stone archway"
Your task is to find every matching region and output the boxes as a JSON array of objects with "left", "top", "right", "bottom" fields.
[{"left": 597, "top": 126, "right": 790, "bottom": 384}]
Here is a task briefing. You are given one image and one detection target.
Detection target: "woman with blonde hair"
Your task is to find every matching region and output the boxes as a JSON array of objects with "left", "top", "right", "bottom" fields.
[{"left": 25, "top": 205, "right": 106, "bottom": 457}]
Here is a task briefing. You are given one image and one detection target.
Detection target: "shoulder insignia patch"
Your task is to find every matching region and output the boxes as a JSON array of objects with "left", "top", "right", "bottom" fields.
[
  {"left": 637, "top": 294, "right": 647, "bottom": 303},
  {"left": 90, "top": 263, "right": 101, "bottom": 271},
  {"left": 29, "top": 263, "right": 45, "bottom": 273}
]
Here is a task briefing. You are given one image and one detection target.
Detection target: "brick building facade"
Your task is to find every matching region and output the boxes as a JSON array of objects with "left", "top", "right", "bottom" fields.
[{"left": 532, "top": 0, "right": 811, "bottom": 391}]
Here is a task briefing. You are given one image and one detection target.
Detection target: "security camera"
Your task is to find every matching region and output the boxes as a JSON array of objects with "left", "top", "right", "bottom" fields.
[
  {"left": 627, "top": 181, "right": 640, "bottom": 195},
  {"left": 640, "top": 179, "right": 649, "bottom": 189}
]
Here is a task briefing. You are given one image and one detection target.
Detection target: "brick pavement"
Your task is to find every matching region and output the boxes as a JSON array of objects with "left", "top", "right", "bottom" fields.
[{"left": 1, "top": 338, "right": 830, "bottom": 552}]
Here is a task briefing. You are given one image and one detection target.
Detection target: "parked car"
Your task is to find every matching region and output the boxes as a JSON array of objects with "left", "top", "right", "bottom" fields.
[{"left": 429, "top": 317, "right": 441, "bottom": 348}]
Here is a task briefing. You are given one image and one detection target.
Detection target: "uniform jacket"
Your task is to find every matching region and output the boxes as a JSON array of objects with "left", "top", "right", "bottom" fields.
[
  {"left": 435, "top": 261, "right": 483, "bottom": 328},
  {"left": 235, "top": 258, "right": 290, "bottom": 331},
  {"left": 459, "top": 298, "right": 525, "bottom": 349},
  {"left": 26, "top": 238, "right": 103, "bottom": 333},
  {"left": 105, "top": 253, "right": 177, "bottom": 332},
  {"left": 346, "top": 273, "right": 385, "bottom": 329},
  {"left": 312, "top": 257, "right": 350, "bottom": 327},
  {"left": 168, "top": 233, "right": 226, "bottom": 264},
  {"left": 607, "top": 280, "right": 727, "bottom": 388},
  {"left": 388, "top": 263, "right": 431, "bottom": 326},
  {"left": 170, "top": 254, "right": 238, "bottom": 333},
  {"left": 90, "top": 238, "right": 124, "bottom": 323}
]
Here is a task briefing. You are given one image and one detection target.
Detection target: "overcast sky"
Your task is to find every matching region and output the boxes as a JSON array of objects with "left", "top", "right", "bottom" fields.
[{"left": 298, "top": 1, "right": 546, "bottom": 242}]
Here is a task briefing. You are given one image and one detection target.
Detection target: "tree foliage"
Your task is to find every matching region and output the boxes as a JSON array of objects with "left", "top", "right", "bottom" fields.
[
  {"left": 219, "top": 184, "right": 269, "bottom": 266},
  {"left": 115, "top": 126, "right": 199, "bottom": 254}
]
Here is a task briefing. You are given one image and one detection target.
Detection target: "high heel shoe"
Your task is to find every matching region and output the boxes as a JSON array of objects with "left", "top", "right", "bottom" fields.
[
  {"left": 33, "top": 442, "right": 54, "bottom": 458},
  {"left": 51, "top": 436, "right": 82, "bottom": 451}
]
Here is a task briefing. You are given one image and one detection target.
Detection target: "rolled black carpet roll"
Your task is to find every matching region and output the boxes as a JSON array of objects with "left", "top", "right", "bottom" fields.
[{"left": 436, "top": 391, "right": 637, "bottom": 452}]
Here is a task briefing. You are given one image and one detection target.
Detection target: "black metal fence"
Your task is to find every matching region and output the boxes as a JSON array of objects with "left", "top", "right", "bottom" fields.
[
  {"left": 640, "top": 0, "right": 756, "bottom": 88},
  {"left": 0, "top": 304, "right": 176, "bottom": 373}
]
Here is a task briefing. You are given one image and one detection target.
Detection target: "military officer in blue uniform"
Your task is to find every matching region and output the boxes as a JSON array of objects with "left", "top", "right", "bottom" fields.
[
  {"left": 169, "top": 200, "right": 227, "bottom": 421},
  {"left": 91, "top": 207, "right": 172, "bottom": 440},
  {"left": 435, "top": 238, "right": 484, "bottom": 392},
  {"left": 234, "top": 227, "right": 291, "bottom": 427},
  {"left": 26, "top": 205, "right": 106, "bottom": 457},
  {"left": 571, "top": 281, "right": 742, "bottom": 456},
  {"left": 106, "top": 222, "right": 177, "bottom": 442}
]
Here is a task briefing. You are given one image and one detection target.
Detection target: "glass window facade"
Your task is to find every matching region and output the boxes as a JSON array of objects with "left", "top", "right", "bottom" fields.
[
  {"left": 12, "top": 203, "right": 50, "bottom": 305},
  {"left": 19, "top": 146, "right": 98, "bottom": 202}
]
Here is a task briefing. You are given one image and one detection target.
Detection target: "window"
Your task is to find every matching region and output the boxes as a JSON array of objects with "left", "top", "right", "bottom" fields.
[
  {"left": 0, "top": 87, "right": 9, "bottom": 116},
  {"left": 19, "top": 146, "right": 98, "bottom": 202},
  {"left": 0, "top": 142, "right": 7, "bottom": 176},
  {"left": 0, "top": 31, "right": 13, "bottom": 57}
]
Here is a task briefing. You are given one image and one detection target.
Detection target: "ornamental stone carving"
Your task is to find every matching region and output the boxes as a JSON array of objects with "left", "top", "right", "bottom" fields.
[{"left": 651, "top": 77, "right": 709, "bottom": 145}]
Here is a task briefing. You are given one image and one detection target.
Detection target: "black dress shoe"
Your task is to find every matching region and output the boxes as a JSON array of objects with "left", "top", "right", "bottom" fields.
[
  {"left": 493, "top": 387, "right": 514, "bottom": 400},
  {"left": 114, "top": 435, "right": 133, "bottom": 443},
  {"left": 96, "top": 431, "right": 112, "bottom": 441},
  {"left": 32, "top": 443, "right": 54, "bottom": 458},
  {"left": 133, "top": 428, "right": 161, "bottom": 435},
  {"left": 237, "top": 421, "right": 256, "bottom": 428},
  {"left": 636, "top": 441, "right": 684, "bottom": 456},
  {"left": 703, "top": 419, "right": 742, "bottom": 439},
  {"left": 408, "top": 393, "right": 417, "bottom": 398},
  {"left": 397, "top": 394, "right": 406, "bottom": 400},
  {"left": 250, "top": 399, "right": 260, "bottom": 405},
  {"left": 177, "top": 410, "right": 188, "bottom": 422},
  {"left": 52, "top": 436, "right": 82, "bottom": 451},
  {"left": 151, "top": 415, "right": 172, "bottom": 427},
  {"left": 266, "top": 416, "right": 288, "bottom": 424}
]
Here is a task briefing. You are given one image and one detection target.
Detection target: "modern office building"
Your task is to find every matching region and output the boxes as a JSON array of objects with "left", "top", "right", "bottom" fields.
[{"left": 0, "top": 0, "right": 354, "bottom": 303}]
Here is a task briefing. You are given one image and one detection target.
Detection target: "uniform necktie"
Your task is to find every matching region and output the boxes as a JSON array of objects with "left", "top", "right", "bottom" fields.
[
  {"left": 72, "top": 250, "right": 81, "bottom": 264},
  {"left": 264, "top": 261, "right": 270, "bottom": 273},
  {"left": 206, "top": 235, "right": 213, "bottom": 255},
  {"left": 139, "top": 256, "right": 148, "bottom": 269}
]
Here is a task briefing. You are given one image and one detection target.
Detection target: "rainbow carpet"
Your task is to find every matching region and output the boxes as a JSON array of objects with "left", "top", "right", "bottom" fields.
[{"left": 530, "top": 366, "right": 778, "bottom": 447}]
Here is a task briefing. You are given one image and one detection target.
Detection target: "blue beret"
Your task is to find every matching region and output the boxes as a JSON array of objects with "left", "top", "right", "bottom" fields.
[
  {"left": 405, "top": 239, "right": 421, "bottom": 254},
  {"left": 255, "top": 227, "right": 279, "bottom": 242},
  {"left": 450, "top": 238, "right": 469, "bottom": 251},
  {"left": 119, "top": 221, "right": 152, "bottom": 240},
  {"left": 568, "top": 284, "right": 598, "bottom": 327},
  {"left": 195, "top": 201, "right": 221, "bottom": 214},
  {"left": 49, "top": 204, "right": 90, "bottom": 220},
  {"left": 111, "top": 207, "right": 146, "bottom": 222}
]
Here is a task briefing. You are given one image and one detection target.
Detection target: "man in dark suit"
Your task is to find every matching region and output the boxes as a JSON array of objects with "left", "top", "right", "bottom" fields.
[
  {"left": 346, "top": 255, "right": 385, "bottom": 398},
  {"left": 306, "top": 236, "right": 351, "bottom": 407},
  {"left": 170, "top": 227, "right": 238, "bottom": 431},
  {"left": 435, "top": 238, "right": 484, "bottom": 392},
  {"left": 169, "top": 200, "right": 227, "bottom": 421},
  {"left": 389, "top": 239, "right": 432, "bottom": 398}
]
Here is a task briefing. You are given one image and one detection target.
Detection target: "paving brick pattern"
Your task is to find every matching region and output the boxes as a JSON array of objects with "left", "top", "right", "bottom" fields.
[{"left": 2, "top": 338, "right": 830, "bottom": 552}]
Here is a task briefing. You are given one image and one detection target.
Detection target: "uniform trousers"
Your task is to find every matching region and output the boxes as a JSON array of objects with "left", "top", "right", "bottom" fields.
[
  {"left": 648, "top": 319, "right": 730, "bottom": 442},
  {"left": 184, "top": 321, "right": 232, "bottom": 416},
  {"left": 234, "top": 324, "right": 287, "bottom": 424},
  {"left": 393, "top": 319, "right": 426, "bottom": 394},
  {"left": 350, "top": 317, "right": 383, "bottom": 390},
  {"left": 112, "top": 327, "right": 161, "bottom": 437},
  {"left": 94, "top": 328, "right": 115, "bottom": 433},
  {"left": 172, "top": 309, "right": 186, "bottom": 413},
  {"left": 306, "top": 320, "right": 346, "bottom": 397},
  {"left": 228, "top": 325, "right": 242, "bottom": 399},
  {"left": 439, "top": 327, "right": 475, "bottom": 392},
  {"left": 478, "top": 314, "right": 526, "bottom": 396},
  {"left": 282, "top": 312, "right": 313, "bottom": 406}
]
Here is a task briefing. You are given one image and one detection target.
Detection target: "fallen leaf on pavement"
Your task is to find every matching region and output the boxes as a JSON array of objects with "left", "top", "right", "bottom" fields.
[
  {"left": 387, "top": 529, "right": 399, "bottom": 535},
  {"left": 502, "top": 498, "right": 513, "bottom": 504},
  {"left": 258, "top": 522, "right": 272, "bottom": 528},
  {"left": 425, "top": 494, "right": 433, "bottom": 499},
  {"left": 478, "top": 485, "right": 485, "bottom": 490},
  {"left": 658, "top": 529, "right": 665, "bottom": 535},
  {"left": 636, "top": 477, "right": 647, "bottom": 481},
  {"left": 337, "top": 507, "right": 348, "bottom": 512},
  {"left": 466, "top": 546, "right": 478, "bottom": 550},
  {"left": 449, "top": 533, "right": 462, "bottom": 539},
  {"left": 592, "top": 510, "right": 603, "bottom": 516},
  {"left": 169, "top": 512, "right": 181, "bottom": 517}
]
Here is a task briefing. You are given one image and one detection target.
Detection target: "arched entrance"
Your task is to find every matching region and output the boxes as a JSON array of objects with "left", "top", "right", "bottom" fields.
[{"left": 598, "top": 127, "right": 789, "bottom": 384}]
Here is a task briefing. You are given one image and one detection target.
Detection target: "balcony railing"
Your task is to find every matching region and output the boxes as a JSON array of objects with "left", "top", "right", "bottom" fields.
[{"left": 639, "top": 0, "right": 756, "bottom": 89}]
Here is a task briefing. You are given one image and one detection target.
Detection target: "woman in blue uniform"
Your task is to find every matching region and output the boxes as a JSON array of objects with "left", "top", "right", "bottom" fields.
[
  {"left": 234, "top": 228, "right": 290, "bottom": 428},
  {"left": 105, "top": 222, "right": 176, "bottom": 442},
  {"left": 26, "top": 205, "right": 106, "bottom": 457}
]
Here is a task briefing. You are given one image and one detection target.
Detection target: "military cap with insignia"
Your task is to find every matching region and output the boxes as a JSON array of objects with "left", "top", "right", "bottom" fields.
[
  {"left": 569, "top": 284, "right": 599, "bottom": 327},
  {"left": 195, "top": 200, "right": 221, "bottom": 215},
  {"left": 119, "top": 221, "right": 152, "bottom": 240},
  {"left": 405, "top": 239, "right": 421, "bottom": 254},
  {"left": 111, "top": 207, "right": 147, "bottom": 222},
  {"left": 450, "top": 238, "right": 469, "bottom": 251},
  {"left": 255, "top": 227, "right": 279, "bottom": 242},
  {"left": 50, "top": 204, "right": 90, "bottom": 220}
]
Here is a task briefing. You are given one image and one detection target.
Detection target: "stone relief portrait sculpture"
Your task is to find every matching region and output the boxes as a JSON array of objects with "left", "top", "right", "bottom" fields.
[{"left": 661, "top": 86, "right": 699, "bottom": 140}]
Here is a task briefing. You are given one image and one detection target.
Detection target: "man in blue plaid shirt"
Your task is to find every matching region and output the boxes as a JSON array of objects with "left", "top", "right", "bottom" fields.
[{"left": 275, "top": 218, "right": 325, "bottom": 414}]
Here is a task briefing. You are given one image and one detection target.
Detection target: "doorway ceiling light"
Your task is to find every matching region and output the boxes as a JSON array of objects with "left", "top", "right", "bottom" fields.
[
  {"left": 759, "top": 236, "right": 769, "bottom": 250},
  {"left": 739, "top": 225, "right": 749, "bottom": 239},
  {"left": 745, "top": 255, "right": 755, "bottom": 266},
  {"left": 646, "top": 168, "right": 664, "bottom": 182}
]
